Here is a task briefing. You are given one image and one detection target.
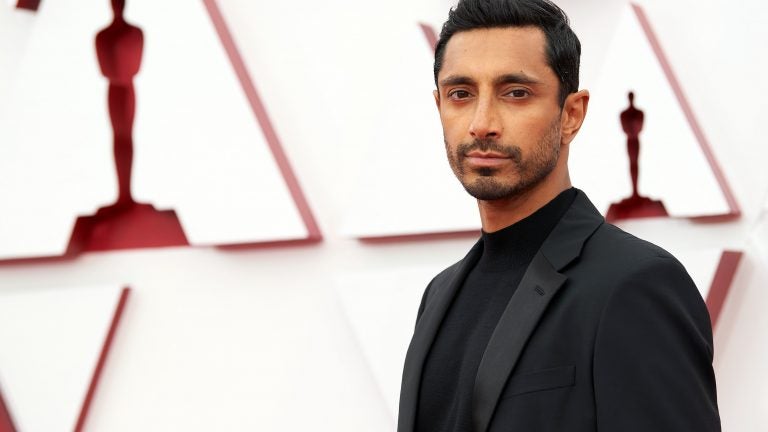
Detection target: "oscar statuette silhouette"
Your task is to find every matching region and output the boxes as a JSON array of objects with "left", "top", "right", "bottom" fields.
[
  {"left": 606, "top": 92, "right": 668, "bottom": 222},
  {"left": 67, "top": 0, "right": 188, "bottom": 253}
]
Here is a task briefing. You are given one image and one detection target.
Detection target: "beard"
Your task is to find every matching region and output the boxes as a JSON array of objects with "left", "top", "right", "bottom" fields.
[{"left": 446, "top": 118, "right": 561, "bottom": 201}]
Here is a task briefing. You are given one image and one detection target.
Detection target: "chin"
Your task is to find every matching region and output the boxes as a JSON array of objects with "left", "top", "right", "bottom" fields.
[{"left": 461, "top": 177, "right": 518, "bottom": 201}]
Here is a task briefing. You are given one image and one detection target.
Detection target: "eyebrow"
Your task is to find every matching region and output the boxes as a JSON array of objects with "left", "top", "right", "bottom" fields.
[
  {"left": 438, "top": 72, "right": 541, "bottom": 87},
  {"left": 494, "top": 73, "right": 541, "bottom": 86},
  {"left": 438, "top": 75, "right": 476, "bottom": 87}
]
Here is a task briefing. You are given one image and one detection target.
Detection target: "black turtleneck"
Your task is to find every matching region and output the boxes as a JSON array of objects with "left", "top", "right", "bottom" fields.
[{"left": 415, "top": 188, "right": 577, "bottom": 432}]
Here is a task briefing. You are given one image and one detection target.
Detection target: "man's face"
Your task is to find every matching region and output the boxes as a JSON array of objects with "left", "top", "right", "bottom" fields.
[{"left": 435, "top": 27, "right": 565, "bottom": 201}]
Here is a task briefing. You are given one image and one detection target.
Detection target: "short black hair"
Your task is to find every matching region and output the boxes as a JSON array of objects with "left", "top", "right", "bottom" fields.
[{"left": 434, "top": 0, "right": 581, "bottom": 106}]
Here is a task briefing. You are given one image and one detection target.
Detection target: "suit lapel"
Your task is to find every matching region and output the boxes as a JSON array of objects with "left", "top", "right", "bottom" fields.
[
  {"left": 472, "top": 190, "right": 604, "bottom": 432},
  {"left": 398, "top": 241, "right": 482, "bottom": 432},
  {"left": 472, "top": 251, "right": 566, "bottom": 432}
]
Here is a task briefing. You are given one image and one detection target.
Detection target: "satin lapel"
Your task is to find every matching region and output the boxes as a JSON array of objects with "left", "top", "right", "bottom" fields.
[
  {"left": 472, "top": 251, "right": 567, "bottom": 432},
  {"left": 398, "top": 241, "right": 482, "bottom": 432},
  {"left": 472, "top": 190, "right": 603, "bottom": 432}
]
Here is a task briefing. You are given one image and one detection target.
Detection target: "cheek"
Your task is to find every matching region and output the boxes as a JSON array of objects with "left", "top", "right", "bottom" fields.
[
  {"left": 440, "top": 117, "right": 469, "bottom": 146},
  {"left": 509, "top": 114, "right": 558, "bottom": 144},
  {"left": 444, "top": 141, "right": 460, "bottom": 162}
]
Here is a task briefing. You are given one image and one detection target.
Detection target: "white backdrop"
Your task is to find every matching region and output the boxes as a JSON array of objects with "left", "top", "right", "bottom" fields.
[{"left": 1, "top": 0, "right": 767, "bottom": 430}]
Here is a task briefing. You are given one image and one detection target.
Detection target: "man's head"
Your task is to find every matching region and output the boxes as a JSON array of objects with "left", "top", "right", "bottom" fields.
[
  {"left": 433, "top": 0, "right": 589, "bottom": 203},
  {"left": 434, "top": 0, "right": 581, "bottom": 106}
]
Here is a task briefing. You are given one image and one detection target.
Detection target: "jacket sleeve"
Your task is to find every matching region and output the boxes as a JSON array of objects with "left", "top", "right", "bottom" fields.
[{"left": 593, "top": 255, "right": 721, "bottom": 431}]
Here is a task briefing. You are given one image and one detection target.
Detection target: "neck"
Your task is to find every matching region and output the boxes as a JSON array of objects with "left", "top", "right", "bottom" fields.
[{"left": 478, "top": 171, "right": 571, "bottom": 233}]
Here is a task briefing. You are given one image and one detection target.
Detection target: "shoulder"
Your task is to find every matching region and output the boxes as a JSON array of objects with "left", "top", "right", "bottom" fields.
[
  {"left": 420, "top": 258, "right": 466, "bottom": 305},
  {"left": 416, "top": 245, "right": 479, "bottom": 319},
  {"left": 581, "top": 223, "right": 713, "bottom": 337},
  {"left": 430, "top": 258, "right": 466, "bottom": 287},
  {"left": 586, "top": 221, "right": 676, "bottom": 264},
  {"left": 577, "top": 221, "right": 699, "bottom": 291},
  {"left": 572, "top": 221, "right": 711, "bottom": 323}
]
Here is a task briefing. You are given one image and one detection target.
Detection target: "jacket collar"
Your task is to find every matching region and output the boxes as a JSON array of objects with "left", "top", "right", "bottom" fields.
[{"left": 539, "top": 189, "right": 606, "bottom": 271}]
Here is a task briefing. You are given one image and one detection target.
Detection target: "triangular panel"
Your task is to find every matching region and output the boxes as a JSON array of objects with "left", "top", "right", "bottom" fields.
[
  {"left": 0, "top": 284, "right": 126, "bottom": 432},
  {"left": 571, "top": 4, "right": 738, "bottom": 219},
  {"left": 0, "top": 0, "right": 319, "bottom": 261},
  {"left": 334, "top": 265, "right": 448, "bottom": 420}
]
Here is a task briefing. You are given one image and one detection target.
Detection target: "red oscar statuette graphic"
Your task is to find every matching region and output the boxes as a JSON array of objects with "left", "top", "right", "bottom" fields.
[
  {"left": 67, "top": 0, "right": 189, "bottom": 253},
  {"left": 606, "top": 91, "right": 668, "bottom": 222}
]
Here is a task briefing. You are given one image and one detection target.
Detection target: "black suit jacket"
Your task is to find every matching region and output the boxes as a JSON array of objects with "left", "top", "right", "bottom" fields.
[{"left": 398, "top": 190, "right": 720, "bottom": 432}]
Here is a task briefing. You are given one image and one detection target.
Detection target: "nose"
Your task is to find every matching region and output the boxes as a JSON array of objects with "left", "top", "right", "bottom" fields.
[{"left": 469, "top": 97, "right": 501, "bottom": 139}]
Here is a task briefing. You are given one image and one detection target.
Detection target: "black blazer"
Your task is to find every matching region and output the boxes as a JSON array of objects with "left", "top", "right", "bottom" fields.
[{"left": 398, "top": 190, "right": 720, "bottom": 432}]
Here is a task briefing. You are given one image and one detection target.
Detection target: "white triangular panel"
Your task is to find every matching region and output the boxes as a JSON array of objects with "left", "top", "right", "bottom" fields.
[
  {"left": 341, "top": 23, "right": 478, "bottom": 238},
  {"left": 571, "top": 4, "right": 730, "bottom": 217},
  {"left": 0, "top": 0, "right": 307, "bottom": 260},
  {"left": 334, "top": 265, "right": 441, "bottom": 420},
  {"left": 0, "top": 283, "right": 123, "bottom": 432},
  {"left": 126, "top": 0, "right": 306, "bottom": 245}
]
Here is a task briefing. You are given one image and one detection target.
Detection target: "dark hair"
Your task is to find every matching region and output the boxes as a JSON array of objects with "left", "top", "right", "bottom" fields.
[{"left": 433, "top": 0, "right": 581, "bottom": 106}]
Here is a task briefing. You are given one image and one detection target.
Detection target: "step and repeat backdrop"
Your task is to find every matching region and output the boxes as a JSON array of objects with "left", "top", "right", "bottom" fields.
[{"left": 1, "top": 0, "right": 766, "bottom": 431}]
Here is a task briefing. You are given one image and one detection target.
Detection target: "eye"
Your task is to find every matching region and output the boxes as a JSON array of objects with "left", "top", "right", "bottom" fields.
[
  {"left": 447, "top": 89, "right": 472, "bottom": 100},
  {"left": 506, "top": 88, "right": 531, "bottom": 99}
]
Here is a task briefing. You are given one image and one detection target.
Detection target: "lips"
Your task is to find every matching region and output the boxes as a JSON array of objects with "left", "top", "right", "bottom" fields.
[
  {"left": 464, "top": 150, "right": 510, "bottom": 168},
  {"left": 465, "top": 150, "right": 508, "bottom": 159}
]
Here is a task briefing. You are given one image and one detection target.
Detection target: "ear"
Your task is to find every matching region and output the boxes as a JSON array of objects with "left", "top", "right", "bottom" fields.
[
  {"left": 433, "top": 89, "right": 440, "bottom": 110},
  {"left": 560, "top": 90, "right": 589, "bottom": 146}
]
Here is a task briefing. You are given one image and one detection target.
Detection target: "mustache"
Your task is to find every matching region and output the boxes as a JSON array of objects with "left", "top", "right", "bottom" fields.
[{"left": 456, "top": 139, "right": 522, "bottom": 161}]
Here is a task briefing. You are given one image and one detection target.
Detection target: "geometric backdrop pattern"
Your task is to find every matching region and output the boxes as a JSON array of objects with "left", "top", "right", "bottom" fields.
[
  {"left": 0, "top": 0, "right": 319, "bottom": 261},
  {"left": 0, "top": 284, "right": 127, "bottom": 432},
  {"left": 0, "top": 0, "right": 764, "bottom": 430}
]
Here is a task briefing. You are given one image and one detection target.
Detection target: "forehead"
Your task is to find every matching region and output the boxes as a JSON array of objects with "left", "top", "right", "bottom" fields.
[{"left": 439, "top": 27, "right": 553, "bottom": 83}]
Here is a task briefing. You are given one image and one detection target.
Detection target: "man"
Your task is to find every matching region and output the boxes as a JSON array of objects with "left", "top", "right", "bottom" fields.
[{"left": 397, "top": 1, "right": 721, "bottom": 431}]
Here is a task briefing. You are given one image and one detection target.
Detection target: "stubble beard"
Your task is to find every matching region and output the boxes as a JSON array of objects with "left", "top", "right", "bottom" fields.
[{"left": 446, "top": 118, "right": 562, "bottom": 201}]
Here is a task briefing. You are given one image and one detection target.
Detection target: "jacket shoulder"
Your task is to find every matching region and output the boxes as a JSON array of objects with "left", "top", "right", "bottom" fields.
[
  {"left": 575, "top": 222, "right": 708, "bottom": 310},
  {"left": 578, "top": 221, "right": 712, "bottom": 329},
  {"left": 416, "top": 252, "right": 475, "bottom": 320},
  {"left": 423, "top": 257, "right": 465, "bottom": 299},
  {"left": 586, "top": 221, "right": 678, "bottom": 264}
]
